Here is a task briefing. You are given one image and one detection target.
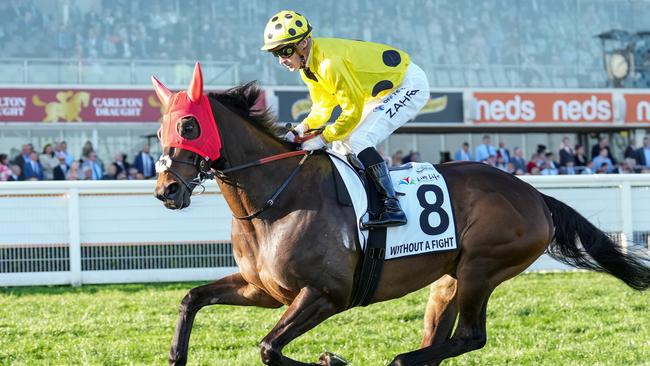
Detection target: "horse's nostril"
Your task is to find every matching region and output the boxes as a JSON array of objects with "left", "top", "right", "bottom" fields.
[{"left": 166, "top": 182, "right": 180, "bottom": 196}]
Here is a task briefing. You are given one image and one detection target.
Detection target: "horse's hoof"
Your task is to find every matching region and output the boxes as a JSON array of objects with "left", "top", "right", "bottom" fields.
[{"left": 318, "top": 352, "right": 349, "bottom": 366}]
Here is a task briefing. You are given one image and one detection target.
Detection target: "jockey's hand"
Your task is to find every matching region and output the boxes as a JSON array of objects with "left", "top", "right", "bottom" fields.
[
  {"left": 283, "top": 123, "right": 305, "bottom": 143},
  {"left": 301, "top": 135, "right": 329, "bottom": 151}
]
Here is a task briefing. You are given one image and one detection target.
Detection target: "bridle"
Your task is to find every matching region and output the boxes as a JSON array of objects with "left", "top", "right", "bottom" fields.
[
  {"left": 156, "top": 147, "right": 215, "bottom": 195},
  {"left": 157, "top": 93, "right": 322, "bottom": 220},
  {"left": 158, "top": 145, "right": 314, "bottom": 220}
]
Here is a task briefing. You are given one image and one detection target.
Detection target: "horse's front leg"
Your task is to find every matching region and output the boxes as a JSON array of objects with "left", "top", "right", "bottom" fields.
[
  {"left": 169, "top": 272, "right": 282, "bottom": 366},
  {"left": 259, "top": 286, "right": 343, "bottom": 366}
]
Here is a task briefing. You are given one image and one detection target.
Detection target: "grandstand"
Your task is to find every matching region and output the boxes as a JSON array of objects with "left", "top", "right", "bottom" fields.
[
  {"left": 2, "top": 0, "right": 649, "bottom": 87},
  {"left": 2, "top": 0, "right": 650, "bottom": 168}
]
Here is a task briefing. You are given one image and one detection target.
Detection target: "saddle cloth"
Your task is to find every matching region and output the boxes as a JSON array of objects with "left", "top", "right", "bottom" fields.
[{"left": 328, "top": 151, "right": 458, "bottom": 260}]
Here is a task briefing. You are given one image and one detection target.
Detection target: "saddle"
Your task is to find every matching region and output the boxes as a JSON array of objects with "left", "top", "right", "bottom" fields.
[{"left": 328, "top": 153, "right": 458, "bottom": 308}]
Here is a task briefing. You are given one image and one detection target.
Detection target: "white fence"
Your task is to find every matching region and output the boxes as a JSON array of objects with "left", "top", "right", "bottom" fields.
[{"left": 1, "top": 175, "right": 649, "bottom": 287}]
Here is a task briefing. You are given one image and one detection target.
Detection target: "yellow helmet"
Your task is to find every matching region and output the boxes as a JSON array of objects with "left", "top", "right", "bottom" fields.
[{"left": 261, "top": 10, "right": 312, "bottom": 51}]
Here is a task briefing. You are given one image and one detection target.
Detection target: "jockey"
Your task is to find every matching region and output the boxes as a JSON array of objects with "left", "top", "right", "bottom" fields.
[{"left": 262, "top": 10, "right": 430, "bottom": 228}]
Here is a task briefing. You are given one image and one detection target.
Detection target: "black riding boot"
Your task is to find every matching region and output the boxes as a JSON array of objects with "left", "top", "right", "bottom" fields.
[{"left": 363, "top": 161, "right": 407, "bottom": 228}]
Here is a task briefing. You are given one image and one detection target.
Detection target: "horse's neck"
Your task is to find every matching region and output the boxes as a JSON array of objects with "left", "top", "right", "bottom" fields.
[{"left": 214, "top": 105, "right": 299, "bottom": 219}]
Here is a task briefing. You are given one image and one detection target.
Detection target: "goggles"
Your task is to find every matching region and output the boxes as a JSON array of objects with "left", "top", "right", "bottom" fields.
[{"left": 272, "top": 44, "right": 297, "bottom": 58}]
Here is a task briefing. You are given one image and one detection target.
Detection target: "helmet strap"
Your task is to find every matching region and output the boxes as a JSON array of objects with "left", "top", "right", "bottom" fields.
[{"left": 296, "top": 37, "right": 311, "bottom": 70}]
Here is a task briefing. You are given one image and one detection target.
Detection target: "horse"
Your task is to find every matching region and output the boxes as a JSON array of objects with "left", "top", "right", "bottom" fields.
[{"left": 152, "top": 64, "right": 650, "bottom": 366}]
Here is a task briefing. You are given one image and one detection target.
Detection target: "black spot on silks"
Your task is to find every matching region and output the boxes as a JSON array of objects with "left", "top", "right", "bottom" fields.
[
  {"left": 382, "top": 50, "right": 401, "bottom": 67},
  {"left": 372, "top": 80, "right": 394, "bottom": 97}
]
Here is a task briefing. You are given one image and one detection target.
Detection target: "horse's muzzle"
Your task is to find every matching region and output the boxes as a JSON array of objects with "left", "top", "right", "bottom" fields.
[{"left": 155, "top": 182, "right": 191, "bottom": 210}]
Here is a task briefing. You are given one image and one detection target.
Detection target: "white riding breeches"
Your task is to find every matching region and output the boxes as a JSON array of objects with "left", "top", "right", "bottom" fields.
[{"left": 332, "top": 62, "right": 430, "bottom": 155}]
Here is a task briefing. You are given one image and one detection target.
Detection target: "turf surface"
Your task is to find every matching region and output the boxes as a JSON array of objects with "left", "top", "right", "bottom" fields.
[{"left": 0, "top": 272, "right": 648, "bottom": 365}]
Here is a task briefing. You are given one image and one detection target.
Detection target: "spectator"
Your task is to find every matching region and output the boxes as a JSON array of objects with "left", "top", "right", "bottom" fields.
[
  {"left": 39, "top": 144, "right": 58, "bottom": 180},
  {"left": 53, "top": 153, "right": 69, "bottom": 180},
  {"left": 11, "top": 144, "right": 32, "bottom": 180},
  {"left": 409, "top": 151, "right": 422, "bottom": 163},
  {"left": 574, "top": 144, "right": 588, "bottom": 168},
  {"left": 635, "top": 136, "right": 650, "bottom": 169},
  {"left": 66, "top": 161, "right": 81, "bottom": 180},
  {"left": 133, "top": 143, "right": 155, "bottom": 179},
  {"left": 484, "top": 154, "right": 497, "bottom": 167},
  {"left": 619, "top": 158, "right": 638, "bottom": 174},
  {"left": 440, "top": 151, "right": 452, "bottom": 164},
  {"left": 592, "top": 148, "right": 613, "bottom": 173},
  {"left": 540, "top": 152, "right": 559, "bottom": 175},
  {"left": 474, "top": 135, "right": 496, "bottom": 162},
  {"left": 7, "top": 164, "right": 22, "bottom": 181},
  {"left": 81, "top": 140, "right": 94, "bottom": 161},
  {"left": 558, "top": 136, "right": 575, "bottom": 167},
  {"left": 390, "top": 150, "right": 404, "bottom": 167},
  {"left": 591, "top": 137, "right": 616, "bottom": 164},
  {"left": 127, "top": 167, "right": 139, "bottom": 180},
  {"left": 495, "top": 155, "right": 508, "bottom": 171},
  {"left": 57, "top": 141, "right": 75, "bottom": 166},
  {"left": 0, "top": 154, "right": 11, "bottom": 181},
  {"left": 526, "top": 152, "right": 543, "bottom": 173},
  {"left": 560, "top": 161, "right": 577, "bottom": 175},
  {"left": 23, "top": 151, "right": 44, "bottom": 180},
  {"left": 511, "top": 147, "right": 527, "bottom": 173},
  {"left": 623, "top": 137, "right": 637, "bottom": 160},
  {"left": 496, "top": 141, "right": 510, "bottom": 164},
  {"left": 101, "top": 164, "right": 118, "bottom": 180},
  {"left": 453, "top": 142, "right": 472, "bottom": 161},
  {"left": 82, "top": 151, "right": 103, "bottom": 180},
  {"left": 111, "top": 152, "right": 130, "bottom": 176}
]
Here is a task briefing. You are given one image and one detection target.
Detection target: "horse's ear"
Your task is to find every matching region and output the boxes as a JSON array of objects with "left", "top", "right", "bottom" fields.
[
  {"left": 188, "top": 62, "right": 203, "bottom": 103},
  {"left": 151, "top": 75, "right": 172, "bottom": 110}
]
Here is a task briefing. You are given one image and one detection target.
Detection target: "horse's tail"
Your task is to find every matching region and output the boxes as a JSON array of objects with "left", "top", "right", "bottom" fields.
[
  {"left": 541, "top": 193, "right": 650, "bottom": 291},
  {"left": 32, "top": 95, "right": 46, "bottom": 107}
]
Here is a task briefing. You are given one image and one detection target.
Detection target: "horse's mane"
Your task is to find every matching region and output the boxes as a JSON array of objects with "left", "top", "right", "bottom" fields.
[{"left": 209, "top": 82, "right": 289, "bottom": 144}]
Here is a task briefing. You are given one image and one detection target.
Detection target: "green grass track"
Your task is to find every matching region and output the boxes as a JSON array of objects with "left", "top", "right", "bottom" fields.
[{"left": 0, "top": 272, "right": 648, "bottom": 365}]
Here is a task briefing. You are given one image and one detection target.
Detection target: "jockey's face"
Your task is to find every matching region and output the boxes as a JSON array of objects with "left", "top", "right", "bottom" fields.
[{"left": 275, "top": 39, "right": 309, "bottom": 72}]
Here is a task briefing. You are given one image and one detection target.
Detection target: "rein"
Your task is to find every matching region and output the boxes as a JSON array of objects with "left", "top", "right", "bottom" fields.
[{"left": 215, "top": 149, "right": 312, "bottom": 220}]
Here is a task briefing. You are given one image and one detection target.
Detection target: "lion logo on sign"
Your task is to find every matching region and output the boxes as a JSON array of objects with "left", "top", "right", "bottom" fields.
[{"left": 32, "top": 91, "right": 90, "bottom": 122}]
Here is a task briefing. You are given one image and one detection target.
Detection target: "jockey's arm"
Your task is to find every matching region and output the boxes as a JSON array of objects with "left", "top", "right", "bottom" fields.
[{"left": 302, "top": 82, "right": 337, "bottom": 133}]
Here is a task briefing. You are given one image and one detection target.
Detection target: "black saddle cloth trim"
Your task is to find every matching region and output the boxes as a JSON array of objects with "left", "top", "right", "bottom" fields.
[{"left": 346, "top": 157, "right": 387, "bottom": 308}]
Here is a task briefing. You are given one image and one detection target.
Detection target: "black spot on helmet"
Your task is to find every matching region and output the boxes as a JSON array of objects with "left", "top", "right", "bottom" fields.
[
  {"left": 288, "top": 28, "right": 296, "bottom": 36},
  {"left": 272, "top": 16, "right": 278, "bottom": 22},
  {"left": 285, "top": 13, "right": 293, "bottom": 19},
  {"left": 296, "top": 20, "right": 303, "bottom": 27},
  {"left": 275, "top": 23, "right": 282, "bottom": 30},
  {"left": 267, "top": 33, "right": 273, "bottom": 39}
]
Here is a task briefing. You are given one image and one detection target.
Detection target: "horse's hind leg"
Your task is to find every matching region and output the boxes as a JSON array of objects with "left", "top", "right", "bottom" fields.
[
  {"left": 169, "top": 272, "right": 282, "bottom": 366},
  {"left": 259, "top": 286, "right": 343, "bottom": 366},
  {"left": 420, "top": 275, "right": 458, "bottom": 349},
  {"left": 390, "top": 271, "right": 493, "bottom": 366}
]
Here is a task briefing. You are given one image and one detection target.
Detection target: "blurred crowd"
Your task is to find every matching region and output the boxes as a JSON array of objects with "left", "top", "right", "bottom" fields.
[
  {"left": 2, "top": 133, "right": 650, "bottom": 183},
  {"left": 386, "top": 135, "right": 650, "bottom": 175},
  {"left": 0, "top": 141, "right": 156, "bottom": 181},
  {"left": 0, "top": 0, "right": 637, "bottom": 86}
]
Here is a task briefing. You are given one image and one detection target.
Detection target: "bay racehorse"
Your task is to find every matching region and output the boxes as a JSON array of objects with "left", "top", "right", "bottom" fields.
[{"left": 152, "top": 63, "right": 649, "bottom": 366}]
